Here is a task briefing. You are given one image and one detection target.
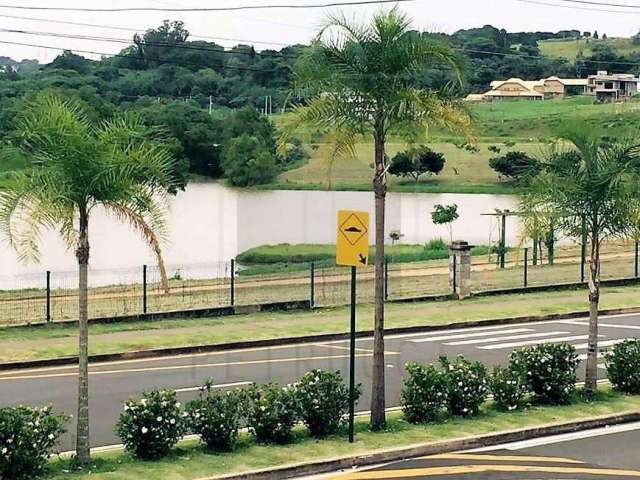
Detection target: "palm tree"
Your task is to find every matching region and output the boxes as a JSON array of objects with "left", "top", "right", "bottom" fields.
[
  {"left": 289, "top": 8, "right": 471, "bottom": 429},
  {"left": 522, "top": 125, "right": 640, "bottom": 397},
  {"left": 0, "top": 93, "right": 176, "bottom": 464}
]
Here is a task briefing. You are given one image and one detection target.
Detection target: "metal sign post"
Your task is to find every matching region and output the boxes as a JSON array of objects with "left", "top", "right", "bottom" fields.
[{"left": 336, "top": 210, "right": 369, "bottom": 443}]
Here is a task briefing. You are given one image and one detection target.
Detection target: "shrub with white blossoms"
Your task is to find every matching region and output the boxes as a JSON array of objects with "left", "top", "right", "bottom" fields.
[
  {"left": 401, "top": 362, "right": 447, "bottom": 423},
  {"left": 294, "top": 369, "right": 359, "bottom": 438},
  {"left": 440, "top": 355, "right": 488, "bottom": 417},
  {"left": 509, "top": 342, "right": 578, "bottom": 405},
  {"left": 186, "top": 380, "right": 244, "bottom": 451},
  {"left": 606, "top": 339, "right": 640, "bottom": 394},
  {"left": 115, "top": 389, "right": 185, "bottom": 460},
  {"left": 0, "top": 405, "right": 67, "bottom": 480},
  {"left": 489, "top": 365, "right": 530, "bottom": 412},
  {"left": 245, "top": 382, "right": 299, "bottom": 444}
]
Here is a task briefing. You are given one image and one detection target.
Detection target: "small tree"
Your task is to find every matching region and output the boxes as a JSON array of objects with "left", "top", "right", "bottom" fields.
[
  {"left": 389, "top": 230, "right": 404, "bottom": 245},
  {"left": 388, "top": 146, "right": 446, "bottom": 183},
  {"left": 522, "top": 125, "right": 640, "bottom": 397},
  {"left": 431, "top": 204, "right": 459, "bottom": 244},
  {"left": 222, "top": 134, "right": 278, "bottom": 187},
  {"left": 489, "top": 151, "right": 539, "bottom": 184}
]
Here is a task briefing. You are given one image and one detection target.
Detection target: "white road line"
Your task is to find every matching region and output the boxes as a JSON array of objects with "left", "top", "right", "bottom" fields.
[
  {"left": 478, "top": 334, "right": 597, "bottom": 350},
  {"left": 175, "top": 381, "right": 252, "bottom": 393},
  {"left": 577, "top": 353, "right": 605, "bottom": 361},
  {"left": 386, "top": 324, "right": 542, "bottom": 340},
  {"left": 572, "top": 338, "right": 631, "bottom": 350},
  {"left": 445, "top": 331, "right": 570, "bottom": 346},
  {"left": 560, "top": 320, "right": 640, "bottom": 331},
  {"left": 409, "top": 328, "right": 534, "bottom": 344},
  {"left": 467, "top": 421, "right": 640, "bottom": 452}
]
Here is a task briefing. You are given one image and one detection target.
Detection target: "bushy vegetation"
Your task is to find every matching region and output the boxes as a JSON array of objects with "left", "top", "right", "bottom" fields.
[
  {"left": 490, "top": 365, "right": 530, "bottom": 411},
  {"left": 401, "top": 362, "right": 448, "bottom": 423},
  {"left": 0, "top": 406, "right": 67, "bottom": 480},
  {"left": 245, "top": 382, "right": 299, "bottom": 444},
  {"left": 388, "top": 147, "right": 446, "bottom": 182},
  {"left": 489, "top": 150, "right": 540, "bottom": 183},
  {"left": 509, "top": 343, "right": 579, "bottom": 405},
  {"left": 606, "top": 339, "right": 640, "bottom": 394},
  {"left": 116, "top": 389, "right": 185, "bottom": 460},
  {"left": 440, "top": 356, "right": 489, "bottom": 417}
]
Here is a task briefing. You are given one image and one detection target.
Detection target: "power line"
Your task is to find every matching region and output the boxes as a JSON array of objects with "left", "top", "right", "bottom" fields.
[
  {"left": 542, "top": 0, "right": 640, "bottom": 8},
  {"left": 515, "top": 0, "right": 640, "bottom": 13},
  {"left": 0, "top": 0, "right": 414, "bottom": 13}
]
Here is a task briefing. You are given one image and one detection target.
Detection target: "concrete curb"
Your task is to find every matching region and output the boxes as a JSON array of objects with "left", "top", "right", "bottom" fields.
[
  {"left": 2, "top": 305, "right": 640, "bottom": 372},
  {"left": 205, "top": 411, "right": 640, "bottom": 480}
]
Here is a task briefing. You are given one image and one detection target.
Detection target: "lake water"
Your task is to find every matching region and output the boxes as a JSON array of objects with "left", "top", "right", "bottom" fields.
[{"left": 0, "top": 182, "right": 520, "bottom": 288}]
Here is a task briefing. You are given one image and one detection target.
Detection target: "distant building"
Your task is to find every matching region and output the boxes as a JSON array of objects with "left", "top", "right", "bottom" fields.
[
  {"left": 586, "top": 71, "right": 640, "bottom": 102},
  {"left": 469, "top": 76, "right": 588, "bottom": 102}
]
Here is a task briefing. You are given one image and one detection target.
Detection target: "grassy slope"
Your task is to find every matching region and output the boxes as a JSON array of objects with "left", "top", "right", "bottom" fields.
[
  {"left": 48, "top": 388, "right": 640, "bottom": 480},
  {"left": 539, "top": 36, "right": 640, "bottom": 59},
  {"left": 3, "top": 283, "right": 640, "bottom": 363}
]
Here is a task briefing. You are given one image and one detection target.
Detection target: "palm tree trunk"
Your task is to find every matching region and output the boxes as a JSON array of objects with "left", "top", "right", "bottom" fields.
[
  {"left": 370, "top": 132, "right": 386, "bottom": 430},
  {"left": 584, "top": 236, "right": 600, "bottom": 398},
  {"left": 76, "top": 206, "right": 91, "bottom": 465}
]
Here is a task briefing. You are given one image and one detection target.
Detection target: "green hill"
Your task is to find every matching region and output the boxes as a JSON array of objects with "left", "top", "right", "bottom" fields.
[{"left": 539, "top": 37, "right": 640, "bottom": 59}]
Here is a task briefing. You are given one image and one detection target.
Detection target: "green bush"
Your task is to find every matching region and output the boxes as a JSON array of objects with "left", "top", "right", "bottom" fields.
[
  {"left": 441, "top": 356, "right": 488, "bottom": 417},
  {"left": 606, "top": 339, "right": 640, "bottom": 394},
  {"left": 115, "top": 389, "right": 186, "bottom": 460},
  {"left": 509, "top": 343, "right": 579, "bottom": 405},
  {"left": 222, "top": 134, "right": 278, "bottom": 187},
  {"left": 401, "top": 362, "right": 447, "bottom": 423},
  {"left": 294, "top": 369, "right": 359, "bottom": 438},
  {"left": 0, "top": 405, "right": 67, "bottom": 480},
  {"left": 245, "top": 382, "right": 299, "bottom": 444},
  {"left": 186, "top": 381, "right": 244, "bottom": 451},
  {"left": 489, "top": 365, "right": 530, "bottom": 411}
]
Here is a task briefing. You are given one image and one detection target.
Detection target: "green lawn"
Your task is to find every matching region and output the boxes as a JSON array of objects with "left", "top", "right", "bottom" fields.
[
  {"left": 3, "top": 283, "right": 640, "bottom": 364},
  {"left": 539, "top": 36, "right": 640, "bottom": 59},
  {"left": 47, "top": 388, "right": 640, "bottom": 480}
]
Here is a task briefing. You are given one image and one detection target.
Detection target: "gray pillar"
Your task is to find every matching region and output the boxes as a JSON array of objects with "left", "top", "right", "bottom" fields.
[{"left": 450, "top": 240, "right": 473, "bottom": 300}]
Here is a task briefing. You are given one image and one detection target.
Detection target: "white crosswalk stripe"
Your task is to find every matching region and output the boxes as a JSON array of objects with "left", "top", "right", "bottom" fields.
[
  {"left": 559, "top": 320, "right": 640, "bottom": 331},
  {"left": 477, "top": 334, "right": 599, "bottom": 350},
  {"left": 572, "top": 338, "right": 631, "bottom": 350},
  {"left": 408, "top": 328, "right": 534, "bottom": 344},
  {"left": 445, "top": 331, "right": 571, "bottom": 346}
]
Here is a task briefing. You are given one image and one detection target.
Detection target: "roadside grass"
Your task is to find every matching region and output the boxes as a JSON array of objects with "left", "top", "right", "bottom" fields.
[
  {"left": 3, "top": 282, "right": 640, "bottom": 363},
  {"left": 539, "top": 36, "right": 640, "bottom": 59},
  {"left": 47, "top": 387, "right": 640, "bottom": 480}
]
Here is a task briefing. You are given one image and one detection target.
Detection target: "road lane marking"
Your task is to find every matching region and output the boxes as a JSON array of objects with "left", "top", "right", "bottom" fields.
[
  {"left": 478, "top": 334, "right": 597, "bottom": 350},
  {"left": 572, "top": 338, "right": 631, "bottom": 350},
  {"left": 331, "top": 464, "right": 640, "bottom": 479},
  {"left": 175, "top": 381, "right": 252, "bottom": 393},
  {"left": 0, "top": 353, "right": 389, "bottom": 381},
  {"left": 560, "top": 320, "right": 640, "bottom": 331},
  {"left": 409, "top": 328, "right": 534, "bottom": 343},
  {"left": 386, "top": 324, "right": 545, "bottom": 340},
  {"left": 423, "top": 453, "right": 583, "bottom": 464},
  {"left": 312, "top": 343, "right": 397, "bottom": 355},
  {"left": 445, "top": 331, "right": 570, "bottom": 346}
]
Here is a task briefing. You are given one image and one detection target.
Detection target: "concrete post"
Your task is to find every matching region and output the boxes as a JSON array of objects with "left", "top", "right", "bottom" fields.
[{"left": 450, "top": 240, "right": 473, "bottom": 300}]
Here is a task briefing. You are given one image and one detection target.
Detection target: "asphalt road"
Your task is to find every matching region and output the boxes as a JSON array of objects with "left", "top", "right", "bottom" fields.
[
  {"left": 322, "top": 421, "right": 640, "bottom": 479},
  {"left": 2, "top": 312, "right": 640, "bottom": 450}
]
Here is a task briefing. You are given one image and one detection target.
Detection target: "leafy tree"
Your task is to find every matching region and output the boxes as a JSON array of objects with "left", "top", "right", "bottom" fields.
[
  {"left": 222, "top": 134, "right": 278, "bottom": 186},
  {"left": 291, "top": 8, "right": 471, "bottom": 429},
  {"left": 431, "top": 204, "right": 459, "bottom": 244},
  {"left": 388, "top": 146, "right": 446, "bottom": 182},
  {"left": 0, "top": 93, "right": 177, "bottom": 464},
  {"left": 489, "top": 150, "right": 539, "bottom": 183},
  {"left": 521, "top": 125, "right": 640, "bottom": 397}
]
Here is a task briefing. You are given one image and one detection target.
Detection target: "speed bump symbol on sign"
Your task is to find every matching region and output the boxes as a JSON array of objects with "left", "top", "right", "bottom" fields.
[{"left": 337, "top": 210, "right": 370, "bottom": 267}]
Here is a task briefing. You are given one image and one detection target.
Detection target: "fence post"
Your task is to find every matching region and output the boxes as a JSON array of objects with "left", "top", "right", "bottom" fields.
[
  {"left": 635, "top": 241, "right": 639, "bottom": 279},
  {"left": 230, "top": 259, "right": 235, "bottom": 306},
  {"left": 384, "top": 257, "right": 389, "bottom": 301},
  {"left": 533, "top": 234, "right": 538, "bottom": 266},
  {"left": 310, "top": 262, "right": 315, "bottom": 308},
  {"left": 500, "top": 213, "right": 506, "bottom": 269},
  {"left": 452, "top": 254, "right": 457, "bottom": 294},
  {"left": 523, "top": 248, "right": 528, "bottom": 288},
  {"left": 46, "top": 270, "right": 51, "bottom": 323},
  {"left": 142, "top": 265, "right": 148, "bottom": 314}
]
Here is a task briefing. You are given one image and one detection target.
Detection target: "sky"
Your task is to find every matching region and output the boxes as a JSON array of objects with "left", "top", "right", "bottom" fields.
[{"left": 1, "top": 0, "right": 639, "bottom": 63}]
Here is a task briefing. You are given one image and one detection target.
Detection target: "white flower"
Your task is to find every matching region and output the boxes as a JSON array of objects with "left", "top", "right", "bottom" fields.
[
  {"left": 141, "top": 427, "right": 148, "bottom": 434},
  {"left": 1, "top": 448, "right": 7, "bottom": 454},
  {"left": 170, "top": 418, "right": 176, "bottom": 425},
  {"left": 156, "top": 416, "right": 163, "bottom": 422},
  {"left": 48, "top": 433, "right": 55, "bottom": 440}
]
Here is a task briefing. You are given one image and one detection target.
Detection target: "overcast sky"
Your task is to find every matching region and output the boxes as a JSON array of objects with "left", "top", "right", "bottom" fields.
[{"left": 2, "top": 0, "right": 639, "bottom": 63}]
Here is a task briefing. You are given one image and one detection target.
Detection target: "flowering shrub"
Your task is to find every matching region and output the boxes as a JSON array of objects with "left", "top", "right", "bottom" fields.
[
  {"left": 489, "top": 365, "right": 530, "bottom": 411},
  {"left": 245, "top": 382, "right": 299, "bottom": 444},
  {"left": 509, "top": 342, "right": 578, "bottom": 405},
  {"left": 115, "top": 389, "right": 185, "bottom": 459},
  {"left": 440, "top": 355, "right": 488, "bottom": 417},
  {"left": 294, "top": 369, "right": 358, "bottom": 438},
  {"left": 0, "top": 405, "right": 67, "bottom": 480},
  {"left": 186, "top": 381, "right": 244, "bottom": 451},
  {"left": 606, "top": 339, "right": 640, "bottom": 394},
  {"left": 401, "top": 362, "right": 447, "bottom": 423}
]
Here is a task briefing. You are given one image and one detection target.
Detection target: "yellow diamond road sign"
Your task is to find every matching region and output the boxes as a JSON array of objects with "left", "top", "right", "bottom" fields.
[{"left": 337, "top": 210, "right": 370, "bottom": 267}]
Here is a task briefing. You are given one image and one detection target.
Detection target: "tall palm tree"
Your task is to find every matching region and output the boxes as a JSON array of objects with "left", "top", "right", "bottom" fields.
[
  {"left": 0, "top": 93, "right": 176, "bottom": 464},
  {"left": 522, "top": 125, "right": 640, "bottom": 397},
  {"left": 289, "top": 8, "right": 471, "bottom": 429}
]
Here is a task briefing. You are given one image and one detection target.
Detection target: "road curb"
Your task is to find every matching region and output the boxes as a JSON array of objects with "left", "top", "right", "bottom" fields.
[
  {"left": 205, "top": 411, "right": 640, "bottom": 480},
  {"left": 2, "top": 306, "right": 640, "bottom": 372}
]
